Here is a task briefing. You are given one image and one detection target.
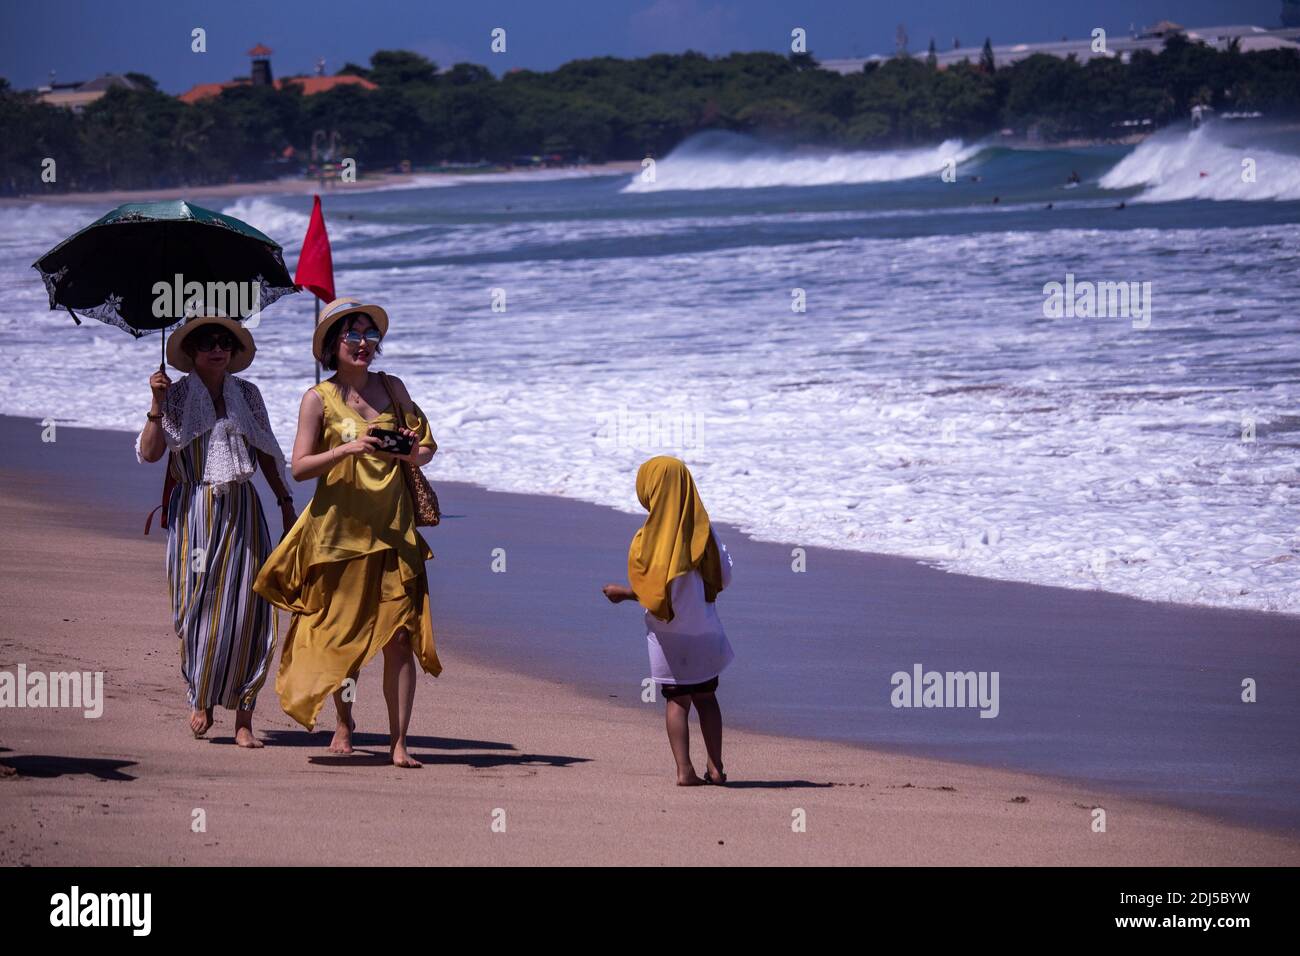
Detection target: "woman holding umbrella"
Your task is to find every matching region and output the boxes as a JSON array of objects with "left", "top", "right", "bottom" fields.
[
  {"left": 137, "top": 313, "right": 294, "bottom": 746},
  {"left": 254, "top": 297, "right": 441, "bottom": 768}
]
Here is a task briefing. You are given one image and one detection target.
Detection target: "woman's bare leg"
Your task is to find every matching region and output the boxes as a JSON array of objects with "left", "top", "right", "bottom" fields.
[
  {"left": 666, "top": 696, "right": 703, "bottom": 785},
  {"left": 693, "top": 692, "right": 725, "bottom": 782},
  {"left": 383, "top": 630, "right": 420, "bottom": 768},
  {"left": 329, "top": 686, "right": 355, "bottom": 754}
]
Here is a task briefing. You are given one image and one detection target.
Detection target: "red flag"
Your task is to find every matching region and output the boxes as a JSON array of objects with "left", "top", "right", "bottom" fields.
[{"left": 294, "top": 194, "right": 335, "bottom": 302}]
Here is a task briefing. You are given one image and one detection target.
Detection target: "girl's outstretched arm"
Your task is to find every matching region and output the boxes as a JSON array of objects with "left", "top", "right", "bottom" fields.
[{"left": 601, "top": 584, "right": 638, "bottom": 604}]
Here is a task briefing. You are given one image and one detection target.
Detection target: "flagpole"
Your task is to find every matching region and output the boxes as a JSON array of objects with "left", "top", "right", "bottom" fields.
[
  {"left": 297, "top": 193, "right": 332, "bottom": 385},
  {"left": 314, "top": 296, "right": 320, "bottom": 384}
]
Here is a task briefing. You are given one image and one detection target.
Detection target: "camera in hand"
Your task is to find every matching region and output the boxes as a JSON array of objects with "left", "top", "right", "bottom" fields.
[{"left": 367, "top": 426, "right": 414, "bottom": 456}]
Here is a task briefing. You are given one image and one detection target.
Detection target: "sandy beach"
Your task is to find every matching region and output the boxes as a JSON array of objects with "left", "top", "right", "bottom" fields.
[
  {"left": 0, "top": 162, "right": 643, "bottom": 207},
  {"left": 0, "top": 413, "right": 1297, "bottom": 866}
]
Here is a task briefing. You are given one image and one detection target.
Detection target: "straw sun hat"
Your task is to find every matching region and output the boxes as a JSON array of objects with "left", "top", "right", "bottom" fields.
[
  {"left": 166, "top": 314, "right": 256, "bottom": 373},
  {"left": 312, "top": 297, "right": 390, "bottom": 362}
]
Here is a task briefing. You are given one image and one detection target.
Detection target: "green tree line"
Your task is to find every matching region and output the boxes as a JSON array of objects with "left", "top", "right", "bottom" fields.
[{"left": 2, "top": 35, "right": 1298, "bottom": 194}]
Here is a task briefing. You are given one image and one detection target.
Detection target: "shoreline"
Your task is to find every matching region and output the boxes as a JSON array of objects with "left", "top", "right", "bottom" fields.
[
  {"left": 1, "top": 431, "right": 1297, "bottom": 864},
  {"left": 1, "top": 413, "right": 1298, "bottom": 849},
  {"left": 3, "top": 131, "right": 1207, "bottom": 208},
  {"left": 0, "top": 161, "right": 643, "bottom": 207},
  {"left": 11, "top": 414, "right": 1299, "bottom": 621}
]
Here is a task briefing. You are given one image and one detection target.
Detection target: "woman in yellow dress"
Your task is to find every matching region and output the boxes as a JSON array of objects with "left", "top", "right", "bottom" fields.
[{"left": 254, "top": 297, "right": 441, "bottom": 768}]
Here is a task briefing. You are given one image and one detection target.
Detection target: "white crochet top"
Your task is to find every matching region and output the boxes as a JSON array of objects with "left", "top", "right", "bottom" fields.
[{"left": 136, "top": 373, "right": 286, "bottom": 493}]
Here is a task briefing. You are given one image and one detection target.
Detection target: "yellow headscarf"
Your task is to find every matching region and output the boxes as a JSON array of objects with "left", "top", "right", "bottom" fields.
[{"left": 628, "top": 456, "right": 725, "bottom": 622}]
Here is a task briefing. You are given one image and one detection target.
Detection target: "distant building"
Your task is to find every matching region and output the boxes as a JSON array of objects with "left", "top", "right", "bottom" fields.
[
  {"left": 820, "top": 22, "right": 1300, "bottom": 74},
  {"left": 177, "top": 43, "right": 378, "bottom": 103},
  {"left": 1136, "top": 20, "right": 1185, "bottom": 40},
  {"left": 37, "top": 73, "right": 143, "bottom": 112},
  {"left": 248, "top": 42, "right": 274, "bottom": 87}
]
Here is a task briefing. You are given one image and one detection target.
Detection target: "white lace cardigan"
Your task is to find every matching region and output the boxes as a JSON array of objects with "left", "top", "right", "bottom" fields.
[{"left": 135, "top": 373, "right": 286, "bottom": 494}]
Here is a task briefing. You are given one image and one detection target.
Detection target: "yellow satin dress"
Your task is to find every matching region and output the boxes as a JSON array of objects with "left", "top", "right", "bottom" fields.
[{"left": 254, "top": 379, "right": 442, "bottom": 730}]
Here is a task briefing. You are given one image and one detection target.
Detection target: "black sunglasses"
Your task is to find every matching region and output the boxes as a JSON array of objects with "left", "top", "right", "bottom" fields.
[{"left": 193, "top": 331, "right": 237, "bottom": 352}]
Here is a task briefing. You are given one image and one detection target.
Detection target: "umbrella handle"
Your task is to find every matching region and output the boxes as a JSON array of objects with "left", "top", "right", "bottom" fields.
[{"left": 160, "top": 326, "right": 166, "bottom": 373}]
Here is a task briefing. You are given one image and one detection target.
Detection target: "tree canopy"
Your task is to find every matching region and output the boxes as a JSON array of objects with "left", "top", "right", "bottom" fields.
[{"left": 2, "top": 38, "right": 1297, "bottom": 194}]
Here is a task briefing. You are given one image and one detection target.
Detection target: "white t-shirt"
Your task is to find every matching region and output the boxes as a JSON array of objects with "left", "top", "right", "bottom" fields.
[{"left": 644, "top": 531, "right": 734, "bottom": 686}]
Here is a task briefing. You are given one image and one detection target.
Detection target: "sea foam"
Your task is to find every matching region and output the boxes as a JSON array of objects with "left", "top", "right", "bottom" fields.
[
  {"left": 1100, "top": 123, "right": 1300, "bottom": 201},
  {"left": 621, "top": 129, "right": 984, "bottom": 192}
]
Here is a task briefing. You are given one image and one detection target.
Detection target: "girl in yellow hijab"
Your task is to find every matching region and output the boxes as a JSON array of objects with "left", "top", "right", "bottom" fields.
[{"left": 603, "top": 456, "right": 734, "bottom": 786}]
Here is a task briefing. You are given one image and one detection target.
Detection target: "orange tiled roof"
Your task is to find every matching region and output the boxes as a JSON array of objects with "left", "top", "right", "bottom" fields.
[
  {"left": 178, "top": 81, "right": 234, "bottom": 103},
  {"left": 178, "top": 73, "right": 377, "bottom": 103},
  {"left": 276, "top": 74, "right": 377, "bottom": 95}
]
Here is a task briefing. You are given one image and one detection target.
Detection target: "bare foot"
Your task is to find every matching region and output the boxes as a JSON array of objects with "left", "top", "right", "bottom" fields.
[
  {"left": 189, "top": 707, "right": 213, "bottom": 738},
  {"left": 234, "top": 712, "right": 264, "bottom": 749},
  {"left": 234, "top": 726, "right": 264, "bottom": 748},
  {"left": 676, "top": 768, "right": 705, "bottom": 786},
  {"left": 704, "top": 764, "right": 728, "bottom": 785},
  {"left": 390, "top": 742, "right": 422, "bottom": 768},
  {"left": 328, "top": 719, "right": 356, "bottom": 755}
]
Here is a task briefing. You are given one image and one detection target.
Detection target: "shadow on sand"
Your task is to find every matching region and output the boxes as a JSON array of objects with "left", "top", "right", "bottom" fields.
[
  {"left": 250, "top": 730, "right": 517, "bottom": 750},
  {"left": 307, "top": 750, "right": 590, "bottom": 770},
  {"left": 712, "top": 779, "right": 833, "bottom": 790},
  {"left": 0, "top": 754, "right": 137, "bottom": 781}
]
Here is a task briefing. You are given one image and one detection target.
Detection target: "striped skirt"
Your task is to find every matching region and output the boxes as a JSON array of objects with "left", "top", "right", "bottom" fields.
[{"left": 165, "top": 457, "right": 276, "bottom": 711}]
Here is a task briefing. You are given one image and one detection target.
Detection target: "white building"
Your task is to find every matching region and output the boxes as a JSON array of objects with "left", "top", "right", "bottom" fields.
[{"left": 819, "top": 22, "right": 1300, "bottom": 74}]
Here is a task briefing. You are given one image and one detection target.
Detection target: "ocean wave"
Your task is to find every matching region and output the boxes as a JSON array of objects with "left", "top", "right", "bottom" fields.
[
  {"left": 1100, "top": 123, "right": 1300, "bottom": 202},
  {"left": 0, "top": 202, "right": 113, "bottom": 255},
  {"left": 3, "top": 173, "right": 1297, "bottom": 616},
  {"left": 621, "top": 129, "right": 984, "bottom": 192},
  {"left": 218, "top": 197, "right": 311, "bottom": 248},
  {"left": 217, "top": 196, "right": 419, "bottom": 259},
  {"left": 372, "top": 167, "right": 630, "bottom": 191}
]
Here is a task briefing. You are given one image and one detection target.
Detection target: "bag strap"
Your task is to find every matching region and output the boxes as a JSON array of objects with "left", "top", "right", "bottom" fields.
[
  {"left": 379, "top": 373, "right": 437, "bottom": 457},
  {"left": 377, "top": 372, "right": 408, "bottom": 424},
  {"left": 145, "top": 452, "right": 178, "bottom": 535}
]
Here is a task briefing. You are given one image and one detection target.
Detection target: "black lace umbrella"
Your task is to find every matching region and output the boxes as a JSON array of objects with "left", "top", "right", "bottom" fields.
[{"left": 32, "top": 200, "right": 298, "bottom": 365}]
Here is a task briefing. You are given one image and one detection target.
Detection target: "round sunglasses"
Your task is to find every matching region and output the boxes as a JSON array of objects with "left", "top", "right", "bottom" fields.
[{"left": 341, "top": 328, "right": 382, "bottom": 347}]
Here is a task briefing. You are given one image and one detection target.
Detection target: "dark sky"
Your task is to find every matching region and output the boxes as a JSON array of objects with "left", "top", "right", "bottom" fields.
[{"left": 0, "top": 0, "right": 1289, "bottom": 93}]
